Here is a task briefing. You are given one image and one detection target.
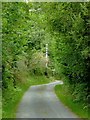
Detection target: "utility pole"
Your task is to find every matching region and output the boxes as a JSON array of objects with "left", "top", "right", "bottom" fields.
[{"left": 46, "top": 44, "right": 48, "bottom": 68}]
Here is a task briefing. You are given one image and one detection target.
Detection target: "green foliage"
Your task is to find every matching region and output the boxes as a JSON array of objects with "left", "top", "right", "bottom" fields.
[
  {"left": 41, "top": 2, "right": 89, "bottom": 106},
  {"left": 2, "top": 2, "right": 45, "bottom": 118},
  {"left": 55, "top": 84, "right": 88, "bottom": 118},
  {"left": 28, "top": 51, "right": 46, "bottom": 75},
  {"left": 2, "top": 2, "right": 89, "bottom": 118}
]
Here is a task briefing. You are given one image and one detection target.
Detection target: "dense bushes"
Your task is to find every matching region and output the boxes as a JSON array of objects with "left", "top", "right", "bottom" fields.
[
  {"left": 42, "top": 2, "right": 89, "bottom": 106},
  {"left": 27, "top": 51, "right": 47, "bottom": 75},
  {"left": 2, "top": 2, "right": 46, "bottom": 89}
]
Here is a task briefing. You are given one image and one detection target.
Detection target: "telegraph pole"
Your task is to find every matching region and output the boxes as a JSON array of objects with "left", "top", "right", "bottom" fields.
[
  {"left": 46, "top": 44, "right": 48, "bottom": 68},
  {"left": 45, "top": 43, "right": 55, "bottom": 76}
]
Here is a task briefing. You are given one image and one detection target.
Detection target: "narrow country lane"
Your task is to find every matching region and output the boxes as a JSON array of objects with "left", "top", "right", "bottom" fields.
[{"left": 16, "top": 81, "right": 80, "bottom": 119}]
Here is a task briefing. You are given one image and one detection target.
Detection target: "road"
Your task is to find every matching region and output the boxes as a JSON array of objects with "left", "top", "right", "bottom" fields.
[{"left": 16, "top": 80, "right": 80, "bottom": 119}]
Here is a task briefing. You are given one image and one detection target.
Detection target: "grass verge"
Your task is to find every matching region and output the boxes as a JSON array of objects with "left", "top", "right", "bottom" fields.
[
  {"left": 0, "top": 89, "right": 2, "bottom": 119},
  {"left": 54, "top": 84, "right": 88, "bottom": 119},
  {"left": 2, "top": 74, "right": 52, "bottom": 118}
]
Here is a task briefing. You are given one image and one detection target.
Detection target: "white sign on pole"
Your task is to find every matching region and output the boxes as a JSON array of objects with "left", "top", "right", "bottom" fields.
[{"left": 46, "top": 44, "right": 48, "bottom": 68}]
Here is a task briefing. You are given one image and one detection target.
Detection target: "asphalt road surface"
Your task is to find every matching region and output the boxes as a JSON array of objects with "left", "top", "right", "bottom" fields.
[{"left": 16, "top": 80, "right": 80, "bottom": 119}]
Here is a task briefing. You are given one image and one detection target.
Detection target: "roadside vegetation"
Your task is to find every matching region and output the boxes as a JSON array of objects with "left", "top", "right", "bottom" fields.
[
  {"left": 0, "top": 90, "right": 2, "bottom": 120},
  {"left": 55, "top": 84, "right": 88, "bottom": 118},
  {"left": 3, "top": 72, "right": 51, "bottom": 118},
  {"left": 2, "top": 2, "right": 89, "bottom": 119}
]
